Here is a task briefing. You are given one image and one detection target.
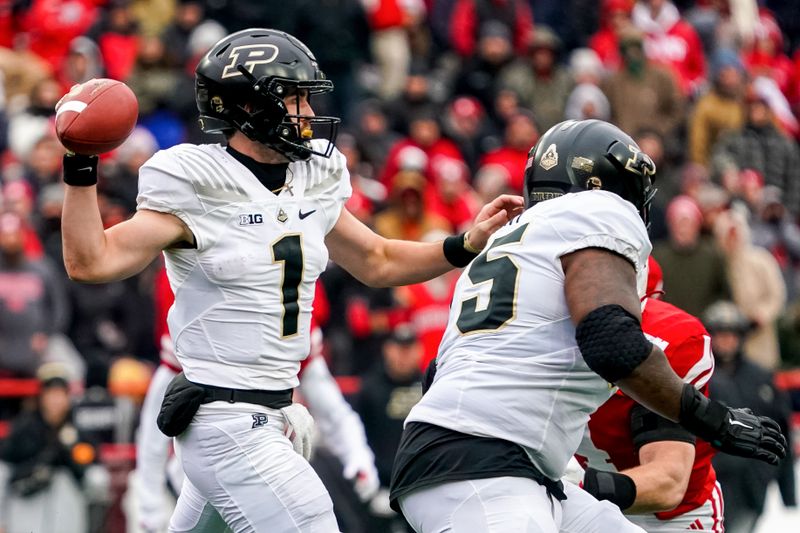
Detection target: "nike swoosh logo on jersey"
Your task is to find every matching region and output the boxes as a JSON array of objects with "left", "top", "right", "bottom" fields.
[
  {"left": 77, "top": 166, "right": 94, "bottom": 172},
  {"left": 729, "top": 420, "right": 754, "bottom": 430},
  {"left": 298, "top": 209, "right": 316, "bottom": 219}
]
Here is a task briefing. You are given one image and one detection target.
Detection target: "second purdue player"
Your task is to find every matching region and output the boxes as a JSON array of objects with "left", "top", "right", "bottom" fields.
[
  {"left": 390, "top": 120, "right": 786, "bottom": 533},
  {"left": 59, "top": 28, "right": 523, "bottom": 532}
]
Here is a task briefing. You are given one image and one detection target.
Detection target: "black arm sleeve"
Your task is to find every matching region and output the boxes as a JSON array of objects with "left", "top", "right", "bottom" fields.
[{"left": 630, "top": 402, "right": 696, "bottom": 450}]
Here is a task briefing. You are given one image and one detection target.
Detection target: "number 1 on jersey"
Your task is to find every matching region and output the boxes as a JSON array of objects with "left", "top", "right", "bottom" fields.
[{"left": 271, "top": 234, "right": 304, "bottom": 338}]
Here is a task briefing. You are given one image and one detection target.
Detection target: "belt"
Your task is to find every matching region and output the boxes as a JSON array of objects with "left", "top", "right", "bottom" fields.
[
  {"left": 534, "top": 472, "right": 567, "bottom": 502},
  {"left": 195, "top": 383, "right": 293, "bottom": 409}
]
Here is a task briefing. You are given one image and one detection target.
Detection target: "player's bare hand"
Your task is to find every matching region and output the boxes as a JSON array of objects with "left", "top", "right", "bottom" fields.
[{"left": 466, "top": 194, "right": 524, "bottom": 250}]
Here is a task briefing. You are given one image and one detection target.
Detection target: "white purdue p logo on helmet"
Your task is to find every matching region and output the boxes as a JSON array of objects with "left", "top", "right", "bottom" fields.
[
  {"left": 540, "top": 143, "right": 559, "bottom": 171},
  {"left": 221, "top": 44, "right": 280, "bottom": 79}
]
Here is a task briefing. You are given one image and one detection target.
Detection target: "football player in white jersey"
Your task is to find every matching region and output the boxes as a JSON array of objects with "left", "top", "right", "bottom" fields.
[
  {"left": 59, "top": 28, "right": 523, "bottom": 533},
  {"left": 390, "top": 120, "right": 787, "bottom": 533},
  {"left": 134, "top": 325, "right": 380, "bottom": 533}
]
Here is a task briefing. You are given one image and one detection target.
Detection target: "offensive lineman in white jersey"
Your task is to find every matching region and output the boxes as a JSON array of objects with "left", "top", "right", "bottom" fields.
[
  {"left": 390, "top": 120, "right": 787, "bottom": 533},
  {"left": 58, "top": 28, "right": 523, "bottom": 533}
]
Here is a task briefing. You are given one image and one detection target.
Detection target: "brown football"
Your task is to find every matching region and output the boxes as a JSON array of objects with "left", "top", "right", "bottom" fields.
[{"left": 55, "top": 78, "right": 139, "bottom": 155}]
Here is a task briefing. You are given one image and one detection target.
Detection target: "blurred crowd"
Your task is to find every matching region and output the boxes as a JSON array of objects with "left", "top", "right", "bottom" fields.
[{"left": 0, "top": 0, "right": 798, "bottom": 532}]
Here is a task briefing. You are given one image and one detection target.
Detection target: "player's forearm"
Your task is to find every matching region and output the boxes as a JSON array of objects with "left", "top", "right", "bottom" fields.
[
  {"left": 369, "top": 239, "right": 454, "bottom": 287},
  {"left": 617, "top": 346, "right": 685, "bottom": 422},
  {"left": 62, "top": 184, "right": 111, "bottom": 282},
  {"left": 620, "top": 464, "right": 687, "bottom": 513}
]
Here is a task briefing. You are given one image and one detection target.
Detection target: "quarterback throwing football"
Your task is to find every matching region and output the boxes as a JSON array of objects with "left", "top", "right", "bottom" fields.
[{"left": 59, "top": 28, "right": 522, "bottom": 533}]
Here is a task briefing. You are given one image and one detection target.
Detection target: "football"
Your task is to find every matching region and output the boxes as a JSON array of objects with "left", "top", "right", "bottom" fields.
[{"left": 55, "top": 78, "right": 139, "bottom": 155}]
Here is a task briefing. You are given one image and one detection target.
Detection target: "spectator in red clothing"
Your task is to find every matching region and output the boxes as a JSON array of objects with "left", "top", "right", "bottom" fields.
[
  {"left": 364, "top": 0, "right": 415, "bottom": 100},
  {"left": 479, "top": 110, "right": 539, "bottom": 193},
  {"left": 58, "top": 37, "right": 104, "bottom": 93},
  {"left": 2, "top": 181, "right": 43, "bottom": 260},
  {"left": 589, "top": 0, "right": 635, "bottom": 72},
  {"left": 15, "top": 0, "right": 99, "bottom": 73},
  {"left": 743, "top": 12, "right": 797, "bottom": 108},
  {"left": 425, "top": 155, "right": 480, "bottom": 232},
  {"left": 453, "top": 21, "right": 517, "bottom": 112},
  {"left": 441, "top": 96, "right": 490, "bottom": 173},
  {"left": 87, "top": 0, "right": 139, "bottom": 81},
  {"left": 393, "top": 248, "right": 460, "bottom": 369},
  {"left": 631, "top": 0, "right": 706, "bottom": 96},
  {"left": 374, "top": 170, "right": 450, "bottom": 241},
  {"left": 379, "top": 106, "right": 464, "bottom": 190},
  {"left": 448, "top": 0, "right": 533, "bottom": 58}
]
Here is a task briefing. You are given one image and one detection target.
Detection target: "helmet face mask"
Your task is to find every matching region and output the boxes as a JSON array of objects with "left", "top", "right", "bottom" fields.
[
  {"left": 195, "top": 28, "right": 341, "bottom": 162},
  {"left": 522, "top": 120, "right": 658, "bottom": 226}
]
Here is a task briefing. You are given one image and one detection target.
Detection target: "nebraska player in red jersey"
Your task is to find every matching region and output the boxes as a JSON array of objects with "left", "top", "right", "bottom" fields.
[{"left": 573, "top": 257, "right": 724, "bottom": 532}]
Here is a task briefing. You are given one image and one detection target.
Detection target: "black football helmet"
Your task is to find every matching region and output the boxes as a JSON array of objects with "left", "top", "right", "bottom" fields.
[
  {"left": 522, "top": 120, "right": 657, "bottom": 225},
  {"left": 195, "top": 28, "right": 340, "bottom": 162}
]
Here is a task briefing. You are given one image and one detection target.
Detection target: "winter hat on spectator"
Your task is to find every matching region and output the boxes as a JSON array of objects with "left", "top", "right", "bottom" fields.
[
  {"left": 431, "top": 155, "right": 469, "bottom": 186},
  {"left": 528, "top": 25, "right": 561, "bottom": 52},
  {"left": 480, "top": 20, "right": 512, "bottom": 42},
  {"left": 450, "top": 96, "right": 484, "bottom": 122},
  {"left": 604, "top": 0, "right": 634, "bottom": 15},
  {"left": 666, "top": 195, "right": 703, "bottom": 225},
  {"left": 762, "top": 185, "right": 783, "bottom": 207},
  {"left": 391, "top": 170, "right": 427, "bottom": 197},
  {"left": 37, "top": 362, "right": 71, "bottom": 390},
  {"left": 396, "top": 145, "right": 428, "bottom": 173},
  {"left": 739, "top": 168, "right": 764, "bottom": 189},
  {"left": 570, "top": 48, "right": 605, "bottom": 80},
  {"left": 564, "top": 84, "right": 611, "bottom": 121},
  {"left": 388, "top": 323, "right": 418, "bottom": 346},
  {"left": 710, "top": 48, "right": 745, "bottom": 80},
  {"left": 115, "top": 126, "right": 158, "bottom": 164},
  {"left": 187, "top": 20, "right": 227, "bottom": 59}
]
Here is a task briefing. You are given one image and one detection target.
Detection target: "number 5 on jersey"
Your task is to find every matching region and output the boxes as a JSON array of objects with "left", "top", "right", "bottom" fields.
[
  {"left": 457, "top": 223, "right": 529, "bottom": 334},
  {"left": 271, "top": 234, "right": 304, "bottom": 338}
]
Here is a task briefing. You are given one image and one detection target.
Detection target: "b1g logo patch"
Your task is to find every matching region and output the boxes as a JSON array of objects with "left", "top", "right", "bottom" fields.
[
  {"left": 239, "top": 213, "right": 264, "bottom": 226},
  {"left": 251, "top": 413, "right": 269, "bottom": 428}
]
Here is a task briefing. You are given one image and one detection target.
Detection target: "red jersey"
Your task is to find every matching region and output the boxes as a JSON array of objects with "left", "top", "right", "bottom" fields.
[{"left": 577, "top": 298, "right": 717, "bottom": 520}]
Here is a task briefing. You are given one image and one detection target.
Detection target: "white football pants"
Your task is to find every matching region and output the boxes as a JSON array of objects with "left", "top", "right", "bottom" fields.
[
  {"left": 167, "top": 402, "right": 340, "bottom": 533},
  {"left": 398, "top": 476, "right": 646, "bottom": 533}
]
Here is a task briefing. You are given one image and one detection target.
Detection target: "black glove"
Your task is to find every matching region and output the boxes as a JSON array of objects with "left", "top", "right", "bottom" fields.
[{"left": 678, "top": 383, "right": 786, "bottom": 465}]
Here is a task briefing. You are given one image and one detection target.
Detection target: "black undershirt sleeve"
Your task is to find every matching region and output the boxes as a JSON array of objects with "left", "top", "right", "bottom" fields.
[{"left": 630, "top": 402, "right": 696, "bottom": 450}]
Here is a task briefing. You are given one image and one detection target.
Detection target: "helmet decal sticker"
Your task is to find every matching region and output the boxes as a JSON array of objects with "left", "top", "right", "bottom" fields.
[
  {"left": 221, "top": 44, "right": 280, "bottom": 78},
  {"left": 540, "top": 143, "right": 558, "bottom": 170}
]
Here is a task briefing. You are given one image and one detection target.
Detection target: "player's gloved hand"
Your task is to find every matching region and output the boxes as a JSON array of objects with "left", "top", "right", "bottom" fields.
[
  {"left": 343, "top": 450, "right": 380, "bottom": 502},
  {"left": 561, "top": 456, "right": 586, "bottom": 486},
  {"left": 368, "top": 488, "right": 396, "bottom": 518},
  {"left": 280, "top": 403, "right": 315, "bottom": 461},
  {"left": 679, "top": 383, "right": 786, "bottom": 465}
]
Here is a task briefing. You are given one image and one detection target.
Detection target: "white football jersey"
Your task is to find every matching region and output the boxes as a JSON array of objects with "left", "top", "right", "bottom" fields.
[
  {"left": 406, "top": 190, "right": 652, "bottom": 480},
  {"left": 136, "top": 140, "right": 351, "bottom": 390}
]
